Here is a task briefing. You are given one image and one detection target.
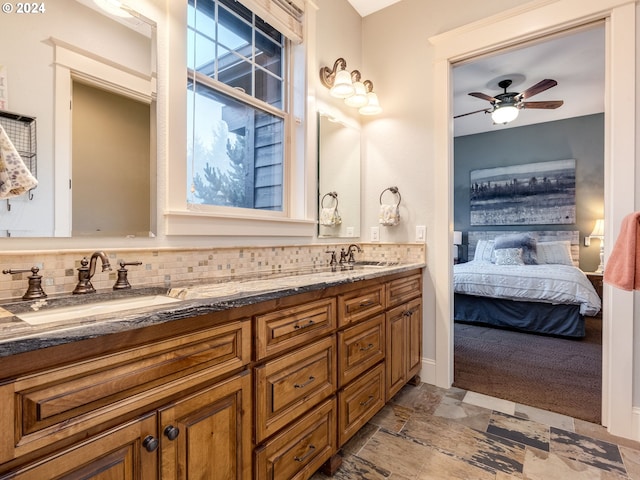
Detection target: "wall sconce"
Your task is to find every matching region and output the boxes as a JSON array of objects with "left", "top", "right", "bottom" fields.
[
  {"left": 589, "top": 218, "right": 605, "bottom": 273},
  {"left": 319, "top": 58, "right": 382, "bottom": 115}
]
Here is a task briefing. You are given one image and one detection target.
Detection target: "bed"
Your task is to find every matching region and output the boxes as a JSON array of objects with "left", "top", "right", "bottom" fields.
[{"left": 453, "top": 231, "right": 602, "bottom": 337}]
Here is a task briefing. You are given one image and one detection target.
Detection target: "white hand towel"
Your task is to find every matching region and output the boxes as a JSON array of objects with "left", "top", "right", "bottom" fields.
[
  {"left": 0, "top": 124, "right": 37, "bottom": 198},
  {"left": 379, "top": 204, "right": 400, "bottom": 226},
  {"left": 320, "top": 206, "right": 341, "bottom": 226}
]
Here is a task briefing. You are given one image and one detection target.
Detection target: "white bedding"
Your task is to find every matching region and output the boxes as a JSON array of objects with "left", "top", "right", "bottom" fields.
[{"left": 453, "top": 261, "right": 602, "bottom": 316}]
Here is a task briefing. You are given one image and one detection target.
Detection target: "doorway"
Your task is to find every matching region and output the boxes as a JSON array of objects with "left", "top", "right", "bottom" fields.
[{"left": 429, "top": 0, "right": 637, "bottom": 439}]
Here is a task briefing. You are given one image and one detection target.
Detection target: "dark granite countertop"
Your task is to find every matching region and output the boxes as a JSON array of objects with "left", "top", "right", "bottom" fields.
[{"left": 0, "top": 262, "right": 424, "bottom": 358}]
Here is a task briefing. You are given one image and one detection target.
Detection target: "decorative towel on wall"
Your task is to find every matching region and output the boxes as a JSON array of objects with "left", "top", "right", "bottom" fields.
[
  {"left": 0, "top": 124, "right": 37, "bottom": 198},
  {"left": 379, "top": 186, "right": 401, "bottom": 226},
  {"left": 319, "top": 192, "right": 341, "bottom": 227},
  {"left": 604, "top": 212, "right": 640, "bottom": 291}
]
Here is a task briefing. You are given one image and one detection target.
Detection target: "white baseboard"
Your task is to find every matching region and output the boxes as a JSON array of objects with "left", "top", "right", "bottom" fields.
[
  {"left": 419, "top": 357, "right": 438, "bottom": 386},
  {"left": 630, "top": 406, "right": 640, "bottom": 441}
]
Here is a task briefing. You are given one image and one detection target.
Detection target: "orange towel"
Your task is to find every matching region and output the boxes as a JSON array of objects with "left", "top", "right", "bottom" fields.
[{"left": 604, "top": 212, "right": 640, "bottom": 291}]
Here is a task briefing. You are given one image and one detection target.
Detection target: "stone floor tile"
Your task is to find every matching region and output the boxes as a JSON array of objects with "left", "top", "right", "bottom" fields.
[
  {"left": 619, "top": 445, "right": 640, "bottom": 480},
  {"left": 550, "top": 428, "right": 627, "bottom": 476},
  {"left": 369, "top": 403, "right": 413, "bottom": 433},
  {"left": 488, "top": 411, "right": 550, "bottom": 452},
  {"left": 341, "top": 422, "right": 379, "bottom": 456},
  {"left": 463, "top": 390, "right": 516, "bottom": 416},
  {"left": 521, "top": 447, "right": 627, "bottom": 480},
  {"left": 515, "top": 403, "right": 575, "bottom": 432},
  {"left": 356, "top": 428, "right": 430, "bottom": 478},
  {"left": 575, "top": 419, "right": 640, "bottom": 451},
  {"left": 414, "top": 447, "right": 497, "bottom": 479},
  {"left": 432, "top": 393, "right": 492, "bottom": 432}
]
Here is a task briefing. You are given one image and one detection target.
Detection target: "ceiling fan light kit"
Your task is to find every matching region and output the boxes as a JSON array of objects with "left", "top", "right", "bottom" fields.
[
  {"left": 319, "top": 57, "right": 382, "bottom": 115},
  {"left": 456, "top": 78, "right": 563, "bottom": 125}
]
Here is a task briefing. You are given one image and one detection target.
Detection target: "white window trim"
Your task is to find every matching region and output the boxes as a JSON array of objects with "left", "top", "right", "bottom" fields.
[{"left": 165, "top": 0, "right": 315, "bottom": 237}]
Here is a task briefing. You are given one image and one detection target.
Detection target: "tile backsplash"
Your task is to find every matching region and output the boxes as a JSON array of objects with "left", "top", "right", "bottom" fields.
[{"left": 0, "top": 243, "right": 425, "bottom": 301}]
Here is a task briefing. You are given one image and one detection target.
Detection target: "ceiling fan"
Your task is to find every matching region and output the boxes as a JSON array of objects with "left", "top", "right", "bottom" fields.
[{"left": 455, "top": 78, "right": 564, "bottom": 124}]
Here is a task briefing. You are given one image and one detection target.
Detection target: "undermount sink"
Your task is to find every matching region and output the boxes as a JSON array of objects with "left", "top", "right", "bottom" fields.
[{"left": 16, "top": 295, "right": 182, "bottom": 326}]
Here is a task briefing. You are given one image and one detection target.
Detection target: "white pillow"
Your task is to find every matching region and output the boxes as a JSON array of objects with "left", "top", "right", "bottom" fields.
[
  {"left": 473, "top": 239, "right": 495, "bottom": 262},
  {"left": 537, "top": 241, "right": 574, "bottom": 266},
  {"left": 494, "top": 247, "right": 524, "bottom": 266}
]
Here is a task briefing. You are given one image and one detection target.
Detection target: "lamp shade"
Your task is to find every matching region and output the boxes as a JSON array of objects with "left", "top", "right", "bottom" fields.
[
  {"left": 453, "top": 231, "right": 462, "bottom": 245},
  {"left": 329, "top": 69, "right": 355, "bottom": 98},
  {"left": 491, "top": 105, "right": 519, "bottom": 124},
  {"left": 359, "top": 92, "right": 382, "bottom": 115},
  {"left": 344, "top": 81, "right": 368, "bottom": 107},
  {"left": 590, "top": 219, "right": 605, "bottom": 237}
]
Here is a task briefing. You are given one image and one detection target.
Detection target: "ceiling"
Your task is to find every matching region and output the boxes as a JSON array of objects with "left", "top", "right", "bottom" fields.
[{"left": 453, "top": 25, "right": 605, "bottom": 137}]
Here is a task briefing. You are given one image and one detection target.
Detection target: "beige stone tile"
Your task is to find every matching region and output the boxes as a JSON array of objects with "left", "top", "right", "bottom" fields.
[
  {"left": 620, "top": 445, "right": 640, "bottom": 480},
  {"left": 402, "top": 413, "right": 525, "bottom": 476},
  {"left": 369, "top": 403, "right": 413, "bottom": 433},
  {"left": 432, "top": 393, "right": 492, "bottom": 432},
  {"left": 357, "top": 428, "right": 429, "bottom": 478},
  {"left": 414, "top": 447, "right": 496, "bottom": 479},
  {"left": 309, "top": 454, "right": 390, "bottom": 480},
  {"left": 575, "top": 419, "right": 640, "bottom": 451},
  {"left": 488, "top": 411, "right": 550, "bottom": 452},
  {"left": 550, "top": 428, "right": 627, "bottom": 476},
  {"left": 515, "top": 403, "right": 575, "bottom": 432},
  {"left": 522, "top": 447, "right": 628, "bottom": 480},
  {"left": 463, "top": 391, "right": 516, "bottom": 416},
  {"left": 341, "top": 422, "right": 379, "bottom": 457}
]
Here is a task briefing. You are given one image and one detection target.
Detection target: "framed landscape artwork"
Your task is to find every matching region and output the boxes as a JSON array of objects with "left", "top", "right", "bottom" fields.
[{"left": 470, "top": 159, "right": 576, "bottom": 226}]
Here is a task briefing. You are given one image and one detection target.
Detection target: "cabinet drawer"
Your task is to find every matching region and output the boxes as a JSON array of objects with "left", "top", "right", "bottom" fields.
[
  {"left": 255, "top": 336, "right": 336, "bottom": 443},
  {"left": 255, "top": 397, "right": 337, "bottom": 480},
  {"left": 337, "top": 363, "right": 385, "bottom": 446},
  {"left": 338, "top": 284, "right": 385, "bottom": 327},
  {"left": 337, "top": 314, "right": 385, "bottom": 388},
  {"left": 386, "top": 273, "right": 422, "bottom": 308},
  {"left": 255, "top": 298, "right": 336, "bottom": 360},
  {"left": 8, "top": 320, "right": 250, "bottom": 462}
]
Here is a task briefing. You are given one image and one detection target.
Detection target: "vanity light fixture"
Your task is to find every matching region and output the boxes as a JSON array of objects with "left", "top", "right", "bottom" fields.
[{"left": 320, "top": 58, "right": 382, "bottom": 115}]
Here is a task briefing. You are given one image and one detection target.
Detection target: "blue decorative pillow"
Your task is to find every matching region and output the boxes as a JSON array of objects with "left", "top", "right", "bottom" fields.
[{"left": 494, "top": 233, "right": 538, "bottom": 265}]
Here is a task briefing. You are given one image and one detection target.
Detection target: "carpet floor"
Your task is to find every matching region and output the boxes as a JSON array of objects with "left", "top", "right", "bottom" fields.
[{"left": 453, "top": 317, "right": 602, "bottom": 423}]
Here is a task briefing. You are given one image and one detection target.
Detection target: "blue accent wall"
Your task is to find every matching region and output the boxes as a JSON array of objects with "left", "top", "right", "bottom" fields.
[{"left": 454, "top": 113, "right": 604, "bottom": 270}]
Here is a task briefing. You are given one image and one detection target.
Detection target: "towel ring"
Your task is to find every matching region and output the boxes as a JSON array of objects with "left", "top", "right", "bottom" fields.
[
  {"left": 379, "top": 186, "right": 401, "bottom": 206},
  {"left": 321, "top": 191, "right": 339, "bottom": 209}
]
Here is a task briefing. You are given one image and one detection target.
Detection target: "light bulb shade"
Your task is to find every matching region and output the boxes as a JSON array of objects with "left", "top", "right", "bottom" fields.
[
  {"left": 491, "top": 105, "right": 519, "bottom": 124},
  {"left": 453, "top": 231, "right": 462, "bottom": 245},
  {"left": 359, "top": 92, "right": 382, "bottom": 115},
  {"left": 344, "top": 81, "right": 368, "bottom": 107},
  {"left": 330, "top": 69, "right": 355, "bottom": 98},
  {"left": 590, "top": 219, "right": 605, "bottom": 237}
]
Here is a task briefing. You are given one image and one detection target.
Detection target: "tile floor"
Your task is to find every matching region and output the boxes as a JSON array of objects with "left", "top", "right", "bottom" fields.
[{"left": 311, "top": 383, "right": 640, "bottom": 479}]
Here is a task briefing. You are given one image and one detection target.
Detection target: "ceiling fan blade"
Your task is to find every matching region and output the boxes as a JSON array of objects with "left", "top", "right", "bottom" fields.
[
  {"left": 454, "top": 108, "right": 492, "bottom": 119},
  {"left": 517, "top": 79, "right": 558, "bottom": 100},
  {"left": 468, "top": 92, "right": 497, "bottom": 103},
  {"left": 520, "top": 100, "right": 564, "bottom": 109}
]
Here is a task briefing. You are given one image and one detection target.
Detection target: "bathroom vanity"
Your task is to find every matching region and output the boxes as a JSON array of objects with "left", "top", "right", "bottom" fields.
[{"left": 0, "top": 264, "right": 423, "bottom": 479}]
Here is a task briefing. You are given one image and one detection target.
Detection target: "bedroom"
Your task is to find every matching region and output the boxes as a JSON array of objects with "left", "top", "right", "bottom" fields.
[{"left": 452, "top": 24, "right": 605, "bottom": 422}]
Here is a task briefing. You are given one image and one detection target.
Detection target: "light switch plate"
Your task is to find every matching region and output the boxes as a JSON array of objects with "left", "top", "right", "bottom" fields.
[
  {"left": 416, "top": 225, "right": 426, "bottom": 242},
  {"left": 370, "top": 226, "right": 380, "bottom": 242},
  {"left": 346, "top": 226, "right": 354, "bottom": 237}
]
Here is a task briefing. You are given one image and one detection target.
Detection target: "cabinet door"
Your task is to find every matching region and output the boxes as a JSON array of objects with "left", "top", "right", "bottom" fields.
[
  {"left": 158, "top": 370, "right": 252, "bottom": 480},
  {"left": 385, "top": 304, "right": 407, "bottom": 401},
  {"left": 0, "top": 414, "right": 157, "bottom": 480},
  {"left": 406, "top": 298, "right": 422, "bottom": 380}
]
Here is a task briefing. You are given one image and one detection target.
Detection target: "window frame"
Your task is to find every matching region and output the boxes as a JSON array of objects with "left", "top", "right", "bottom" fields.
[{"left": 165, "top": 0, "right": 315, "bottom": 237}]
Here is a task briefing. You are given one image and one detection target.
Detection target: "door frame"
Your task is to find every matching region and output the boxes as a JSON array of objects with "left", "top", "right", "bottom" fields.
[{"left": 429, "top": 0, "right": 637, "bottom": 439}]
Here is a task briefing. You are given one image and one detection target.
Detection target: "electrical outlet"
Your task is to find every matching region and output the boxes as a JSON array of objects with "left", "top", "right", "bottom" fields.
[
  {"left": 416, "top": 225, "right": 426, "bottom": 242},
  {"left": 585, "top": 236, "right": 591, "bottom": 246},
  {"left": 346, "top": 226, "right": 354, "bottom": 237},
  {"left": 370, "top": 226, "right": 380, "bottom": 242}
]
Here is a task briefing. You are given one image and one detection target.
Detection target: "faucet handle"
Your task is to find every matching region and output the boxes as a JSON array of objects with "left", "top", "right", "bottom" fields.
[
  {"left": 3, "top": 266, "right": 47, "bottom": 300},
  {"left": 325, "top": 250, "right": 337, "bottom": 266},
  {"left": 113, "top": 260, "right": 143, "bottom": 290}
]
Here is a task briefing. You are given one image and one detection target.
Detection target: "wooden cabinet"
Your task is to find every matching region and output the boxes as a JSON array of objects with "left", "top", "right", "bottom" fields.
[
  {"left": 0, "top": 414, "right": 158, "bottom": 480},
  {"left": 386, "top": 273, "right": 423, "bottom": 401},
  {"left": 337, "top": 314, "right": 385, "bottom": 388},
  {"left": 337, "top": 284, "right": 385, "bottom": 327}
]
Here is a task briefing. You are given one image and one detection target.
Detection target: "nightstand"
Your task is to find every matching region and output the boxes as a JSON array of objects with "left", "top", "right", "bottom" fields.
[{"left": 585, "top": 272, "right": 603, "bottom": 317}]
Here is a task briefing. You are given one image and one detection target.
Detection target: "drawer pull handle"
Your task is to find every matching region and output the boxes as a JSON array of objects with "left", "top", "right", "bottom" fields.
[
  {"left": 294, "top": 319, "right": 315, "bottom": 330},
  {"left": 294, "top": 376, "right": 316, "bottom": 389},
  {"left": 359, "top": 299, "right": 375, "bottom": 307},
  {"left": 360, "top": 394, "right": 375, "bottom": 407},
  {"left": 359, "top": 343, "right": 374, "bottom": 352},
  {"left": 142, "top": 435, "right": 159, "bottom": 452},
  {"left": 294, "top": 444, "right": 316, "bottom": 462},
  {"left": 164, "top": 425, "right": 180, "bottom": 441}
]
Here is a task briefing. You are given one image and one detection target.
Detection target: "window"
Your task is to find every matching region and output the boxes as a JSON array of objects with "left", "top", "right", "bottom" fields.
[{"left": 187, "top": 0, "right": 287, "bottom": 212}]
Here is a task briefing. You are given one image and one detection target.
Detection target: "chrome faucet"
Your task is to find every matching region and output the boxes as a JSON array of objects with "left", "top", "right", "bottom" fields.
[
  {"left": 346, "top": 244, "right": 362, "bottom": 263},
  {"left": 73, "top": 251, "right": 112, "bottom": 294}
]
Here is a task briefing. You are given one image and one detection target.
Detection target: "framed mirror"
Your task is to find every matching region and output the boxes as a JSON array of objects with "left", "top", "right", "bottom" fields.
[
  {"left": 0, "top": 0, "right": 156, "bottom": 238},
  {"left": 317, "top": 112, "right": 361, "bottom": 238}
]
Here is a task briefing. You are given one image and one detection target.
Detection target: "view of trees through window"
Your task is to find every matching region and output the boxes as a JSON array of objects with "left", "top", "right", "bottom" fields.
[{"left": 187, "top": 0, "right": 286, "bottom": 211}]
